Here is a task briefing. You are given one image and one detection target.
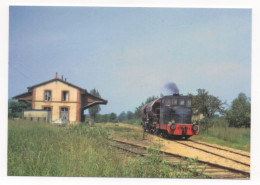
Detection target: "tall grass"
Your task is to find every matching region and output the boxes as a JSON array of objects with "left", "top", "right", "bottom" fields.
[
  {"left": 8, "top": 120, "right": 116, "bottom": 176},
  {"left": 194, "top": 126, "right": 250, "bottom": 151},
  {"left": 8, "top": 120, "right": 206, "bottom": 177}
]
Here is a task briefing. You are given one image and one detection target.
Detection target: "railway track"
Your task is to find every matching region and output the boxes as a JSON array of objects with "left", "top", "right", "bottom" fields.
[
  {"left": 174, "top": 140, "right": 250, "bottom": 167},
  {"left": 109, "top": 138, "right": 250, "bottom": 179},
  {"left": 186, "top": 139, "right": 250, "bottom": 158}
]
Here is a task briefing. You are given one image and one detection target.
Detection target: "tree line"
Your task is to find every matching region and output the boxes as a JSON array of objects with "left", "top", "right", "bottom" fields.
[
  {"left": 190, "top": 89, "right": 250, "bottom": 128},
  {"left": 8, "top": 88, "right": 250, "bottom": 129},
  {"left": 110, "top": 89, "right": 251, "bottom": 128}
]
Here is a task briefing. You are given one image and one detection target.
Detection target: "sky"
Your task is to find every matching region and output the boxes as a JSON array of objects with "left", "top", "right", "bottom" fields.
[{"left": 8, "top": 6, "right": 251, "bottom": 114}]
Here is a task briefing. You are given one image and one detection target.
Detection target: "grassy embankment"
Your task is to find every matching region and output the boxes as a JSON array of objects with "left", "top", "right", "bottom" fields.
[
  {"left": 8, "top": 120, "right": 206, "bottom": 177},
  {"left": 193, "top": 127, "right": 250, "bottom": 152}
]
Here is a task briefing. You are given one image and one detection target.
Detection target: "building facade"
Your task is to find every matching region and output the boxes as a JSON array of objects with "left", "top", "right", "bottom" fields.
[{"left": 13, "top": 74, "right": 107, "bottom": 123}]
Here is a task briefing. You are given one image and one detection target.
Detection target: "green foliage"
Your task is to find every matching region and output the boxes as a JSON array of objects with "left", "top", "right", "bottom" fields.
[
  {"left": 190, "top": 89, "right": 225, "bottom": 119},
  {"left": 210, "top": 116, "right": 229, "bottom": 127},
  {"left": 8, "top": 99, "right": 31, "bottom": 118},
  {"left": 8, "top": 120, "right": 207, "bottom": 178},
  {"left": 88, "top": 89, "right": 101, "bottom": 120},
  {"left": 109, "top": 113, "right": 117, "bottom": 123},
  {"left": 84, "top": 116, "right": 94, "bottom": 124},
  {"left": 117, "top": 111, "right": 126, "bottom": 122},
  {"left": 95, "top": 114, "right": 109, "bottom": 123},
  {"left": 197, "top": 116, "right": 227, "bottom": 133},
  {"left": 226, "top": 93, "right": 251, "bottom": 128},
  {"left": 95, "top": 113, "right": 117, "bottom": 123},
  {"left": 106, "top": 125, "right": 143, "bottom": 139},
  {"left": 194, "top": 126, "right": 250, "bottom": 151},
  {"left": 126, "top": 111, "right": 134, "bottom": 120},
  {"left": 122, "top": 118, "right": 142, "bottom": 125},
  {"left": 8, "top": 120, "right": 120, "bottom": 176}
]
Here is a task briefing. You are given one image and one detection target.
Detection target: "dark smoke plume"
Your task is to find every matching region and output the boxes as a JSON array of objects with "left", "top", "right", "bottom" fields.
[{"left": 164, "top": 82, "right": 179, "bottom": 94}]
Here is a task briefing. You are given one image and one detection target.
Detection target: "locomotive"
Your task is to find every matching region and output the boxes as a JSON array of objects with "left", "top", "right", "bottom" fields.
[{"left": 141, "top": 94, "right": 199, "bottom": 139}]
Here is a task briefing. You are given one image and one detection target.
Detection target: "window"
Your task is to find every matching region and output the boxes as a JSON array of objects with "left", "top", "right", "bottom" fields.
[
  {"left": 45, "top": 91, "right": 51, "bottom": 101},
  {"left": 187, "top": 99, "right": 192, "bottom": 107},
  {"left": 172, "top": 98, "right": 178, "bottom": 105},
  {"left": 165, "top": 98, "right": 171, "bottom": 106},
  {"left": 62, "top": 91, "right": 69, "bottom": 101},
  {"left": 178, "top": 99, "right": 185, "bottom": 106},
  {"left": 61, "top": 107, "right": 68, "bottom": 112},
  {"left": 43, "top": 107, "right": 51, "bottom": 111}
]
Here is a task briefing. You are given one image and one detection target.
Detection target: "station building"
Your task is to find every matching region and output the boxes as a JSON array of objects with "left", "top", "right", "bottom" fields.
[{"left": 13, "top": 73, "right": 107, "bottom": 124}]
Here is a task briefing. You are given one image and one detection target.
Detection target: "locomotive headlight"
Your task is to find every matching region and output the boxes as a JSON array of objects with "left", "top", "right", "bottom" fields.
[
  {"left": 170, "top": 124, "right": 176, "bottom": 130},
  {"left": 192, "top": 125, "right": 198, "bottom": 131}
]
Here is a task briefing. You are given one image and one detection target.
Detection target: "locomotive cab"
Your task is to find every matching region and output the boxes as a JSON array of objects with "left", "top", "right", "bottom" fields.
[
  {"left": 141, "top": 94, "right": 199, "bottom": 139},
  {"left": 160, "top": 95, "right": 192, "bottom": 125}
]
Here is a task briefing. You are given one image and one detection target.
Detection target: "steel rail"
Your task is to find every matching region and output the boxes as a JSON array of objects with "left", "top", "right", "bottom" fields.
[
  {"left": 108, "top": 138, "right": 250, "bottom": 179},
  {"left": 174, "top": 140, "right": 250, "bottom": 167},
  {"left": 187, "top": 139, "right": 250, "bottom": 158}
]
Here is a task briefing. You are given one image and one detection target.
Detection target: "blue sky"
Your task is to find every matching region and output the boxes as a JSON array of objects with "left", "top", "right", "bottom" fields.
[{"left": 9, "top": 7, "right": 251, "bottom": 114}]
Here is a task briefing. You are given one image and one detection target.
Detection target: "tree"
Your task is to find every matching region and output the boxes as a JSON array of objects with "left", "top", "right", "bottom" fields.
[
  {"left": 88, "top": 89, "right": 101, "bottom": 121},
  {"left": 226, "top": 93, "right": 251, "bottom": 128},
  {"left": 117, "top": 111, "right": 127, "bottom": 122},
  {"left": 109, "top": 113, "right": 117, "bottom": 123},
  {"left": 189, "top": 89, "right": 225, "bottom": 131},
  {"left": 191, "top": 89, "right": 225, "bottom": 119},
  {"left": 8, "top": 99, "right": 31, "bottom": 118},
  {"left": 126, "top": 111, "right": 134, "bottom": 120},
  {"left": 102, "top": 114, "right": 110, "bottom": 123}
]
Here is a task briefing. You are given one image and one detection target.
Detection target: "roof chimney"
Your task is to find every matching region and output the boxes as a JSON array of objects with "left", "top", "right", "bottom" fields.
[
  {"left": 55, "top": 72, "right": 58, "bottom": 78},
  {"left": 65, "top": 78, "right": 67, "bottom": 81},
  {"left": 61, "top": 75, "right": 63, "bottom": 80}
]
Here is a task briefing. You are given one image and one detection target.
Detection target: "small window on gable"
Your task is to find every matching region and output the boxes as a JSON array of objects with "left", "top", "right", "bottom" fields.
[
  {"left": 45, "top": 91, "right": 51, "bottom": 101},
  {"left": 62, "top": 91, "right": 69, "bottom": 101}
]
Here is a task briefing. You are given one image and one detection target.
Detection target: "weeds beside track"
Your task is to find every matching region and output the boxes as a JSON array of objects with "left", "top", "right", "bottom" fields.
[{"left": 109, "top": 138, "right": 250, "bottom": 179}]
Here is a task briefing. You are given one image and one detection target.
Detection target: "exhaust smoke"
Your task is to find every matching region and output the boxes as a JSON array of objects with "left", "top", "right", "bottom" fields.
[{"left": 164, "top": 82, "right": 179, "bottom": 95}]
